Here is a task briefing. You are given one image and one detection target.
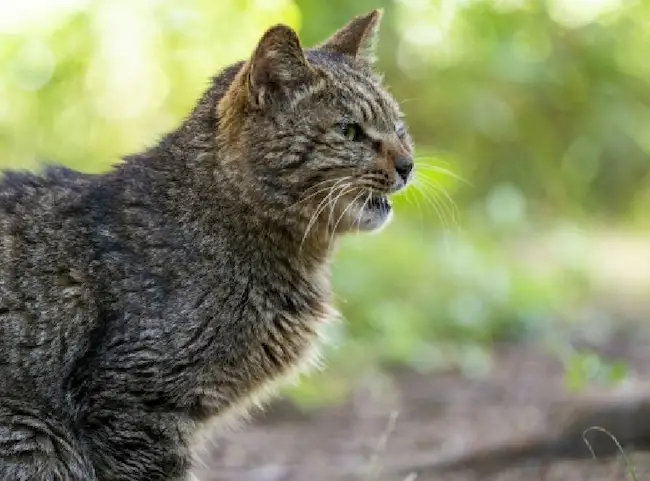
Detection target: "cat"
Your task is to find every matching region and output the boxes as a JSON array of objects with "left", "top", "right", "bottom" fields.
[{"left": 0, "top": 9, "right": 414, "bottom": 481}]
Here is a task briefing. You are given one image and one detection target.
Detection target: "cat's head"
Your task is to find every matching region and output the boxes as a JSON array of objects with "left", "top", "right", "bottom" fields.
[{"left": 217, "top": 10, "right": 413, "bottom": 238}]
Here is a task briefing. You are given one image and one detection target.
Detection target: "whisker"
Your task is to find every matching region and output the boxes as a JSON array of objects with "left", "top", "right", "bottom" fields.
[
  {"left": 357, "top": 172, "right": 387, "bottom": 180},
  {"left": 326, "top": 184, "right": 357, "bottom": 234},
  {"left": 414, "top": 177, "right": 462, "bottom": 233},
  {"left": 302, "top": 177, "right": 350, "bottom": 195},
  {"left": 403, "top": 187, "right": 425, "bottom": 242},
  {"left": 411, "top": 180, "right": 449, "bottom": 229},
  {"left": 417, "top": 175, "right": 460, "bottom": 222},
  {"left": 354, "top": 191, "right": 373, "bottom": 233},
  {"left": 414, "top": 182, "right": 454, "bottom": 254},
  {"left": 416, "top": 178, "right": 457, "bottom": 254},
  {"left": 284, "top": 177, "right": 352, "bottom": 212},
  {"left": 413, "top": 180, "right": 451, "bottom": 231},
  {"left": 416, "top": 163, "right": 471, "bottom": 186},
  {"left": 413, "top": 155, "right": 453, "bottom": 166},
  {"left": 328, "top": 189, "right": 367, "bottom": 251},
  {"left": 298, "top": 181, "right": 351, "bottom": 252}
]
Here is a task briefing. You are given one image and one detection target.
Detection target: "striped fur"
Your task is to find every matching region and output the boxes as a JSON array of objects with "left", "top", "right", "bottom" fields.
[{"left": 0, "top": 10, "right": 413, "bottom": 481}]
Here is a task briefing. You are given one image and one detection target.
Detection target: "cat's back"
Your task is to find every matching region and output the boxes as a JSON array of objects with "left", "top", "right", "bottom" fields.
[
  {"left": 0, "top": 166, "right": 99, "bottom": 283},
  {"left": 0, "top": 165, "right": 95, "bottom": 234},
  {"left": 0, "top": 166, "right": 102, "bottom": 399}
]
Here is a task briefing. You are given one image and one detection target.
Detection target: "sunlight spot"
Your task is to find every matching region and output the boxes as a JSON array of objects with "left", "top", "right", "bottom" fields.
[
  {"left": 9, "top": 39, "right": 55, "bottom": 91},
  {"left": 494, "top": 0, "right": 532, "bottom": 11},
  {"left": 86, "top": 1, "right": 169, "bottom": 120},
  {"left": 0, "top": 0, "right": 89, "bottom": 34},
  {"left": 549, "top": 0, "right": 624, "bottom": 28},
  {"left": 485, "top": 183, "right": 527, "bottom": 227}
]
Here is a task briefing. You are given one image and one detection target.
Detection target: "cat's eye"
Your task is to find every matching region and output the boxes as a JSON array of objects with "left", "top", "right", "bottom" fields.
[{"left": 338, "top": 121, "right": 364, "bottom": 142}]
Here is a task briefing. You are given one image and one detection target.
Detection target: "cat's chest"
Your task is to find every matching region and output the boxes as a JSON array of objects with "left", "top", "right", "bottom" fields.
[
  {"left": 184, "top": 267, "right": 336, "bottom": 416},
  {"left": 187, "top": 297, "right": 338, "bottom": 446}
]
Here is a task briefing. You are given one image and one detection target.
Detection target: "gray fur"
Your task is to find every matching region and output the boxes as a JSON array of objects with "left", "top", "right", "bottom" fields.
[{"left": 0, "top": 10, "right": 413, "bottom": 480}]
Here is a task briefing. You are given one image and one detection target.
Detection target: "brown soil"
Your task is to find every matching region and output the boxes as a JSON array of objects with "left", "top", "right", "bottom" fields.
[{"left": 193, "top": 323, "right": 650, "bottom": 481}]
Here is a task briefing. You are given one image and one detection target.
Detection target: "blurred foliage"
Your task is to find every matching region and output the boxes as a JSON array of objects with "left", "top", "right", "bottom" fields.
[
  {"left": 563, "top": 349, "right": 629, "bottom": 393},
  {"left": 390, "top": 0, "right": 650, "bottom": 219},
  {"left": 1, "top": 0, "right": 648, "bottom": 399}
]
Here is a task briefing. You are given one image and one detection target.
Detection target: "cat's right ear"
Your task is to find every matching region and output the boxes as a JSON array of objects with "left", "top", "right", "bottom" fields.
[
  {"left": 246, "top": 25, "right": 314, "bottom": 108},
  {"left": 319, "top": 10, "right": 382, "bottom": 63}
]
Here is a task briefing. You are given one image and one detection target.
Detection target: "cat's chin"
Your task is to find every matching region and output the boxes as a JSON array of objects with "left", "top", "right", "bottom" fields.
[{"left": 352, "top": 195, "right": 393, "bottom": 233}]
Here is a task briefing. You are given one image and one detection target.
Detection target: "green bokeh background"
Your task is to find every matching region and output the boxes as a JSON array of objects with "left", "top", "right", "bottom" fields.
[{"left": 2, "top": 0, "right": 649, "bottom": 405}]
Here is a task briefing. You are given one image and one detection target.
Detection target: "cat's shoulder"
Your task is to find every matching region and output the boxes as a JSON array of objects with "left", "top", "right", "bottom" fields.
[
  {"left": 0, "top": 164, "right": 93, "bottom": 202},
  {"left": 0, "top": 164, "right": 102, "bottom": 238}
]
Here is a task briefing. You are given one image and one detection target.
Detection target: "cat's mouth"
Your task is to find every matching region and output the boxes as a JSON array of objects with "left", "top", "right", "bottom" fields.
[
  {"left": 366, "top": 195, "right": 392, "bottom": 213},
  {"left": 351, "top": 193, "right": 393, "bottom": 232}
]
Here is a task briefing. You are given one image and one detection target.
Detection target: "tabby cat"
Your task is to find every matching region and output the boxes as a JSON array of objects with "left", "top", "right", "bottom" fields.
[{"left": 0, "top": 9, "right": 414, "bottom": 480}]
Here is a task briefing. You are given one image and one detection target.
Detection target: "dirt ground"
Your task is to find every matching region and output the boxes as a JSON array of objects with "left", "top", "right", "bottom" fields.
[{"left": 193, "top": 318, "right": 650, "bottom": 481}]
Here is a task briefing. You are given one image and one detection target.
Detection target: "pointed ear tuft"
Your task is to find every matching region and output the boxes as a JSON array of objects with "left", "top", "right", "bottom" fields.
[
  {"left": 247, "top": 24, "right": 313, "bottom": 107},
  {"left": 319, "top": 9, "right": 383, "bottom": 63}
]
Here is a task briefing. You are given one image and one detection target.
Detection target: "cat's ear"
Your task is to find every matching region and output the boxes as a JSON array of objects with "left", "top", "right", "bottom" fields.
[
  {"left": 320, "top": 9, "right": 383, "bottom": 63},
  {"left": 247, "top": 24, "right": 313, "bottom": 107}
]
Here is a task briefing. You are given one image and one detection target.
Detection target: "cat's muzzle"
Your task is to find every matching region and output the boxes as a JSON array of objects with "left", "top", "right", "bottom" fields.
[{"left": 355, "top": 194, "right": 393, "bottom": 232}]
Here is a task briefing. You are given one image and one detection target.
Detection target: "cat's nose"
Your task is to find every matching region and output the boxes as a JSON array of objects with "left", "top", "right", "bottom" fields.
[{"left": 395, "top": 156, "right": 413, "bottom": 182}]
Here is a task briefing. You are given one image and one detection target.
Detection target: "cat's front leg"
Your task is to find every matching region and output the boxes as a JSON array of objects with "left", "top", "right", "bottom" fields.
[
  {"left": 0, "top": 400, "right": 97, "bottom": 481},
  {"left": 83, "top": 408, "right": 191, "bottom": 481}
]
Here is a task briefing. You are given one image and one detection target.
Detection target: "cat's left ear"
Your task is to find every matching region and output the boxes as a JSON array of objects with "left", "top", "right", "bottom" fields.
[
  {"left": 247, "top": 24, "right": 314, "bottom": 107},
  {"left": 319, "top": 9, "right": 383, "bottom": 63}
]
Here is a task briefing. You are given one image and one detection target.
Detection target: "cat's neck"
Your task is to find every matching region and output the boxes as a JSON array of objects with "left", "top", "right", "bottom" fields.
[{"left": 112, "top": 134, "right": 336, "bottom": 274}]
